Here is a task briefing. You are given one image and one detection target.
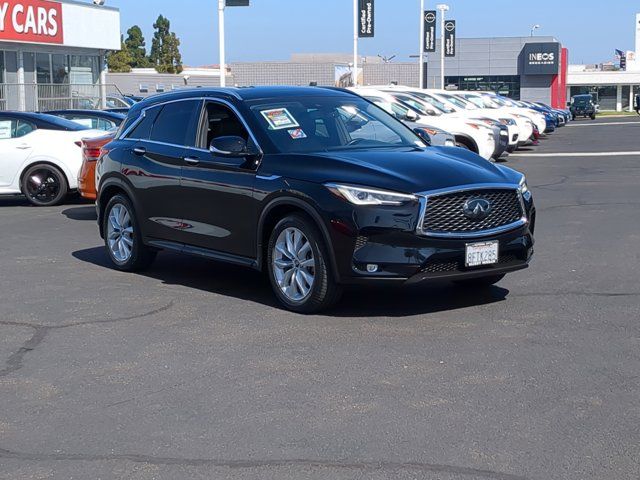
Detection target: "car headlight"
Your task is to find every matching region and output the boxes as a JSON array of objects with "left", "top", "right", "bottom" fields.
[
  {"left": 519, "top": 176, "right": 532, "bottom": 201},
  {"left": 325, "top": 183, "right": 417, "bottom": 206},
  {"left": 499, "top": 117, "right": 516, "bottom": 126}
]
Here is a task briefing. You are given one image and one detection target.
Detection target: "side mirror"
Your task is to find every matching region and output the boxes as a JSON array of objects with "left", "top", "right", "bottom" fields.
[
  {"left": 405, "top": 110, "right": 419, "bottom": 122},
  {"left": 413, "top": 128, "right": 431, "bottom": 146},
  {"left": 210, "top": 136, "right": 252, "bottom": 157}
]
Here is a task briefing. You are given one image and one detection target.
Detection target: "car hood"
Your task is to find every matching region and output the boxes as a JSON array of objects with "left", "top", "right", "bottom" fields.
[{"left": 267, "top": 147, "right": 521, "bottom": 194}]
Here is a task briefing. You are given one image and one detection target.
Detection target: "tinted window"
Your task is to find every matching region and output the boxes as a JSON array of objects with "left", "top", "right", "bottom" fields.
[
  {"left": 0, "top": 119, "right": 36, "bottom": 139},
  {"left": 150, "top": 100, "right": 199, "bottom": 146},
  {"left": 127, "top": 106, "right": 161, "bottom": 140}
]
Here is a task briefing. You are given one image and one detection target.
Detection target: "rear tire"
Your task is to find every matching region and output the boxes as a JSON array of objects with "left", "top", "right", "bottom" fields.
[
  {"left": 267, "top": 214, "right": 342, "bottom": 313},
  {"left": 454, "top": 274, "right": 506, "bottom": 288},
  {"left": 590, "top": 114, "right": 596, "bottom": 120},
  {"left": 103, "top": 194, "right": 156, "bottom": 272},
  {"left": 21, "top": 164, "right": 68, "bottom": 207}
]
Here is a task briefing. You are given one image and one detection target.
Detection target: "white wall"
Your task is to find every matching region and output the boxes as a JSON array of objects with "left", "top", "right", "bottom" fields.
[{"left": 61, "top": 2, "right": 120, "bottom": 50}]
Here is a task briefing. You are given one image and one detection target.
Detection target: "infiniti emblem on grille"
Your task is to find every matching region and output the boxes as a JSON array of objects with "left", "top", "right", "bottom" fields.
[{"left": 463, "top": 198, "right": 492, "bottom": 220}]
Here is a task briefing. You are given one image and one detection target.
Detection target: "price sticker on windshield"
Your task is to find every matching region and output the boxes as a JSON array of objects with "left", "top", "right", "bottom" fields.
[{"left": 260, "top": 108, "right": 300, "bottom": 130}]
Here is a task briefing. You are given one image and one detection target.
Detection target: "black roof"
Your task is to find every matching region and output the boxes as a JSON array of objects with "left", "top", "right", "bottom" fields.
[
  {"left": 128, "top": 86, "right": 357, "bottom": 114},
  {"left": 0, "top": 111, "right": 88, "bottom": 131},
  {"left": 45, "top": 109, "right": 126, "bottom": 121}
]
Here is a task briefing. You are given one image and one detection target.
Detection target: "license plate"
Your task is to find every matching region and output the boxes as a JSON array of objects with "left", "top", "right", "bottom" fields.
[{"left": 465, "top": 241, "right": 499, "bottom": 267}]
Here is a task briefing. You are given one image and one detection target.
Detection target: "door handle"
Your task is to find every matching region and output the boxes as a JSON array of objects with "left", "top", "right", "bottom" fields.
[
  {"left": 183, "top": 156, "right": 200, "bottom": 165},
  {"left": 132, "top": 147, "right": 146, "bottom": 156},
  {"left": 16, "top": 144, "right": 31, "bottom": 150}
]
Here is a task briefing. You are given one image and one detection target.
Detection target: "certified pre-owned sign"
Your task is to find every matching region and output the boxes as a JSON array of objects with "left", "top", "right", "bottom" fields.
[
  {"left": 0, "top": 0, "right": 63, "bottom": 45},
  {"left": 358, "top": 0, "right": 374, "bottom": 38},
  {"left": 444, "top": 20, "right": 456, "bottom": 57},
  {"left": 423, "top": 10, "right": 436, "bottom": 52},
  {"left": 521, "top": 42, "right": 560, "bottom": 75}
]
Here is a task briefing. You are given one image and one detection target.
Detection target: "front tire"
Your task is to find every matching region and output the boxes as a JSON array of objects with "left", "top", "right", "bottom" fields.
[
  {"left": 21, "top": 164, "right": 68, "bottom": 207},
  {"left": 103, "top": 194, "right": 156, "bottom": 272},
  {"left": 267, "top": 214, "right": 342, "bottom": 313}
]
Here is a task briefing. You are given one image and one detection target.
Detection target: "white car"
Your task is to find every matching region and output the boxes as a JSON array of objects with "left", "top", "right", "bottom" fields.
[
  {"left": 450, "top": 91, "right": 546, "bottom": 137},
  {"left": 383, "top": 86, "right": 524, "bottom": 151},
  {"left": 351, "top": 87, "right": 497, "bottom": 161},
  {"left": 0, "top": 112, "right": 105, "bottom": 206}
]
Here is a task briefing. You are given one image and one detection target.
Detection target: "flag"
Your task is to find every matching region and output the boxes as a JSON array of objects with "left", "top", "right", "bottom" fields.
[{"left": 615, "top": 49, "right": 625, "bottom": 59}]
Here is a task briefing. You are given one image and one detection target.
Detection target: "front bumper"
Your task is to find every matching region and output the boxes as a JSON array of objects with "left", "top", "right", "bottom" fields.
[{"left": 345, "top": 224, "right": 534, "bottom": 285}]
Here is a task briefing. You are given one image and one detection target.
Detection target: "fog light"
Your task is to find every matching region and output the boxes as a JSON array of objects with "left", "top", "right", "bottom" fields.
[{"left": 366, "top": 264, "right": 379, "bottom": 273}]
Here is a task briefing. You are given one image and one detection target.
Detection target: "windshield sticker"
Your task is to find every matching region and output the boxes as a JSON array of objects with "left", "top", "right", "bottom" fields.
[
  {"left": 260, "top": 108, "right": 300, "bottom": 130},
  {"left": 288, "top": 128, "right": 307, "bottom": 140}
]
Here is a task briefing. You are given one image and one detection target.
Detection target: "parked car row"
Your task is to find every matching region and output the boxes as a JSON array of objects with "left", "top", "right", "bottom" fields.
[
  {"left": 349, "top": 86, "right": 571, "bottom": 164},
  {"left": 1, "top": 87, "right": 544, "bottom": 312},
  {"left": 0, "top": 97, "right": 141, "bottom": 206}
]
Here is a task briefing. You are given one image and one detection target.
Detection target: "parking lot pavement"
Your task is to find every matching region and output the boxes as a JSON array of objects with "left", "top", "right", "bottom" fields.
[{"left": 1, "top": 120, "right": 639, "bottom": 480}]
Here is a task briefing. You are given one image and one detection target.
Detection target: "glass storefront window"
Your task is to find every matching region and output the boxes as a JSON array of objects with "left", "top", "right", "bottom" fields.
[
  {"left": 0, "top": 51, "right": 4, "bottom": 83},
  {"left": 445, "top": 75, "right": 521, "bottom": 100},
  {"left": 36, "top": 53, "right": 51, "bottom": 84},
  {"left": 52, "top": 54, "right": 69, "bottom": 84},
  {"left": 31, "top": 53, "right": 99, "bottom": 85}
]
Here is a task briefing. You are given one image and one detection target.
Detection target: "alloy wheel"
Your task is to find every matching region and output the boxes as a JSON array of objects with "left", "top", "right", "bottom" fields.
[
  {"left": 107, "top": 203, "right": 134, "bottom": 263},
  {"left": 25, "top": 168, "right": 61, "bottom": 204},
  {"left": 272, "top": 227, "right": 316, "bottom": 302}
]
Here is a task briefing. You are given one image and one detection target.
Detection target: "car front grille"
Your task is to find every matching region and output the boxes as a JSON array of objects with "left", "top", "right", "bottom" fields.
[
  {"left": 420, "top": 188, "right": 524, "bottom": 236},
  {"left": 422, "top": 254, "right": 519, "bottom": 274}
]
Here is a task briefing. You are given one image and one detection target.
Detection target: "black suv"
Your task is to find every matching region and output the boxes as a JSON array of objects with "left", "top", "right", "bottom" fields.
[
  {"left": 96, "top": 87, "right": 535, "bottom": 312},
  {"left": 570, "top": 94, "right": 597, "bottom": 120}
]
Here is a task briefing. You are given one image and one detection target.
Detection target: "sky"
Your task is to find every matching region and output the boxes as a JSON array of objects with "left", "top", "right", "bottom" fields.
[{"left": 104, "top": 0, "right": 639, "bottom": 66}]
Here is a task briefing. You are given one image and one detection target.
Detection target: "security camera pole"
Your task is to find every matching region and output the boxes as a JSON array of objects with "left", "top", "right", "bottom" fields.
[{"left": 436, "top": 3, "right": 449, "bottom": 90}]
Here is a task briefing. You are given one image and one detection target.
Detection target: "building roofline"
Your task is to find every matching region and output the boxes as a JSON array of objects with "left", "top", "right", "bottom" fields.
[{"left": 56, "top": 0, "right": 119, "bottom": 12}]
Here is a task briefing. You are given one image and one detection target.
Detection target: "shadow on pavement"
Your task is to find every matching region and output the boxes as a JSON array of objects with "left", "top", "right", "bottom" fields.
[
  {"left": 61, "top": 206, "right": 97, "bottom": 221},
  {"left": 72, "top": 246, "right": 509, "bottom": 317}
]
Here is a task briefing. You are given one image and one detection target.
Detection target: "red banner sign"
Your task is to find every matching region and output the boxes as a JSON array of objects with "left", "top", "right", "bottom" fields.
[{"left": 0, "top": 0, "right": 63, "bottom": 45}]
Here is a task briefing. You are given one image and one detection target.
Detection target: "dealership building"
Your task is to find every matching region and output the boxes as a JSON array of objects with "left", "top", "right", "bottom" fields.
[
  {"left": 0, "top": 0, "right": 120, "bottom": 111},
  {"left": 425, "top": 36, "right": 568, "bottom": 108}
]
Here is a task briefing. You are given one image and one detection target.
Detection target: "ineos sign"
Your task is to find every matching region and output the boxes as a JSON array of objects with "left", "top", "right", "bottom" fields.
[
  {"left": 529, "top": 52, "right": 555, "bottom": 62},
  {"left": 521, "top": 42, "right": 560, "bottom": 75},
  {"left": 0, "top": 0, "right": 63, "bottom": 45}
]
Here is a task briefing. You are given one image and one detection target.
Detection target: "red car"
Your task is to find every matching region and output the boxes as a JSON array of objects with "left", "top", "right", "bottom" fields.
[{"left": 78, "top": 132, "right": 114, "bottom": 200}]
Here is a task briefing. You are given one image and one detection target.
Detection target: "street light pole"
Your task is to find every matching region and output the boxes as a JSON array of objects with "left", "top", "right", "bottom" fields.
[
  {"left": 419, "top": 0, "right": 425, "bottom": 89},
  {"left": 218, "top": 0, "right": 226, "bottom": 87},
  {"left": 530, "top": 24, "right": 540, "bottom": 37},
  {"left": 436, "top": 3, "right": 449, "bottom": 90},
  {"left": 436, "top": 4, "right": 449, "bottom": 90},
  {"left": 353, "top": 0, "right": 359, "bottom": 86}
]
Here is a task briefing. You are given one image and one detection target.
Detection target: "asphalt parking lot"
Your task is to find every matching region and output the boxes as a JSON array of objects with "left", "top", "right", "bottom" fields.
[{"left": 1, "top": 116, "right": 639, "bottom": 480}]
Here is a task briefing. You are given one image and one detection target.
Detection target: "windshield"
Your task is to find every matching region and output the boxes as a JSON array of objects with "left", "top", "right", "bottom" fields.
[
  {"left": 391, "top": 93, "right": 442, "bottom": 117},
  {"left": 248, "top": 96, "right": 423, "bottom": 154},
  {"left": 408, "top": 91, "right": 456, "bottom": 113},
  {"left": 573, "top": 96, "right": 593, "bottom": 106},
  {"left": 439, "top": 93, "right": 478, "bottom": 110}
]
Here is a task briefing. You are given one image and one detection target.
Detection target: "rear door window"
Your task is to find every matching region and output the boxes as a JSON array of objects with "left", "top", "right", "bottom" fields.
[
  {"left": 150, "top": 100, "right": 201, "bottom": 146},
  {"left": 127, "top": 106, "right": 162, "bottom": 140}
]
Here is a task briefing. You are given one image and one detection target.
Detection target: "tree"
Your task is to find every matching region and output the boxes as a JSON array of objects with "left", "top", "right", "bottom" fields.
[
  {"left": 149, "top": 15, "right": 183, "bottom": 74},
  {"left": 106, "top": 36, "right": 132, "bottom": 73},
  {"left": 124, "top": 25, "right": 151, "bottom": 68}
]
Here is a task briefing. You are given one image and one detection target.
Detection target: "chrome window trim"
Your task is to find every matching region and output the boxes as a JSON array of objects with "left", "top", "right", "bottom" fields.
[
  {"left": 415, "top": 183, "right": 528, "bottom": 238},
  {"left": 118, "top": 96, "right": 263, "bottom": 155}
]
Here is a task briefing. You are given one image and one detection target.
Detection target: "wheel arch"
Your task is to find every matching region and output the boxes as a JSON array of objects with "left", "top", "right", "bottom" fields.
[
  {"left": 19, "top": 159, "right": 72, "bottom": 194},
  {"left": 257, "top": 196, "right": 340, "bottom": 282},
  {"left": 97, "top": 176, "right": 141, "bottom": 239},
  {"left": 453, "top": 134, "right": 479, "bottom": 154}
]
